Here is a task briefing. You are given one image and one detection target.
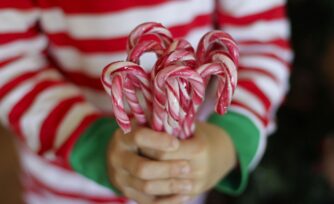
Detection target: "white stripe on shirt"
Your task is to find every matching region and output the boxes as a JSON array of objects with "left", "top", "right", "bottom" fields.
[
  {"left": 0, "top": 35, "right": 47, "bottom": 61},
  {"left": 0, "top": 9, "right": 39, "bottom": 33},
  {"left": 218, "top": 0, "right": 285, "bottom": 16},
  {"left": 54, "top": 103, "right": 98, "bottom": 149},
  {"left": 224, "top": 19, "right": 290, "bottom": 41},
  {"left": 49, "top": 25, "right": 211, "bottom": 77},
  {"left": 239, "top": 55, "right": 289, "bottom": 83},
  {"left": 0, "top": 55, "right": 47, "bottom": 87},
  {"left": 239, "top": 44, "right": 293, "bottom": 62},
  {"left": 21, "top": 86, "right": 81, "bottom": 151},
  {"left": 0, "top": 70, "right": 62, "bottom": 126},
  {"left": 238, "top": 71, "right": 283, "bottom": 104},
  {"left": 50, "top": 46, "right": 126, "bottom": 77},
  {"left": 233, "top": 87, "right": 267, "bottom": 116},
  {"left": 40, "top": 0, "right": 213, "bottom": 39}
]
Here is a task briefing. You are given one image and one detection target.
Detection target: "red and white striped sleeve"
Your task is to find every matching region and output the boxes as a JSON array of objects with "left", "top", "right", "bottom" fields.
[
  {"left": 0, "top": 0, "right": 112, "bottom": 167},
  {"left": 208, "top": 0, "right": 292, "bottom": 194}
]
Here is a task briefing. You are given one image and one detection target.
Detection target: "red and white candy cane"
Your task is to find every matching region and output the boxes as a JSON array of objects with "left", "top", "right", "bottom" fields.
[
  {"left": 166, "top": 39, "right": 195, "bottom": 55},
  {"left": 152, "top": 39, "right": 196, "bottom": 77},
  {"left": 196, "top": 31, "right": 239, "bottom": 114},
  {"left": 127, "top": 22, "right": 173, "bottom": 66},
  {"left": 196, "top": 30, "right": 239, "bottom": 66},
  {"left": 101, "top": 61, "right": 152, "bottom": 133},
  {"left": 100, "top": 23, "right": 239, "bottom": 139},
  {"left": 153, "top": 64, "right": 204, "bottom": 138},
  {"left": 152, "top": 40, "right": 201, "bottom": 138}
]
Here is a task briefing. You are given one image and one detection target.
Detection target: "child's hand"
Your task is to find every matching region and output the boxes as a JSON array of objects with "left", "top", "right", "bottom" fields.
[
  {"left": 141, "top": 122, "right": 237, "bottom": 198},
  {"left": 107, "top": 125, "right": 194, "bottom": 204}
]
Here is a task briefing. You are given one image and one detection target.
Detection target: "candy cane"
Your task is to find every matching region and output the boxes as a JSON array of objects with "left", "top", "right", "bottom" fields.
[
  {"left": 153, "top": 64, "right": 204, "bottom": 138},
  {"left": 101, "top": 23, "right": 239, "bottom": 139},
  {"left": 152, "top": 39, "right": 202, "bottom": 138},
  {"left": 196, "top": 30, "right": 239, "bottom": 66},
  {"left": 152, "top": 39, "right": 196, "bottom": 77},
  {"left": 101, "top": 61, "right": 152, "bottom": 133},
  {"left": 127, "top": 22, "right": 173, "bottom": 67},
  {"left": 196, "top": 31, "right": 239, "bottom": 114}
]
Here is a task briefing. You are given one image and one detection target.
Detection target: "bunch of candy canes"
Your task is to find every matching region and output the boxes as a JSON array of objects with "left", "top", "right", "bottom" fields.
[{"left": 101, "top": 22, "right": 239, "bottom": 139}]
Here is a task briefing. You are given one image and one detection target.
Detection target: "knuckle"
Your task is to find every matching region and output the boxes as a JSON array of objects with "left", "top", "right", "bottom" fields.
[
  {"left": 141, "top": 181, "right": 154, "bottom": 194},
  {"left": 169, "top": 179, "right": 179, "bottom": 193},
  {"left": 155, "top": 151, "right": 167, "bottom": 160},
  {"left": 133, "top": 130, "right": 143, "bottom": 145},
  {"left": 170, "top": 161, "right": 189, "bottom": 177},
  {"left": 133, "top": 161, "right": 148, "bottom": 178}
]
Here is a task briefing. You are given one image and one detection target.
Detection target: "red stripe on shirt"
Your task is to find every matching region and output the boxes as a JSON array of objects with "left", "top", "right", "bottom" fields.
[
  {"left": 0, "top": 26, "right": 40, "bottom": 44},
  {"left": 0, "top": 0, "right": 34, "bottom": 9},
  {"left": 231, "top": 101, "right": 269, "bottom": 127},
  {"left": 0, "top": 55, "right": 24, "bottom": 68},
  {"left": 48, "top": 14, "right": 211, "bottom": 53},
  {"left": 38, "top": 0, "right": 171, "bottom": 14},
  {"left": 238, "top": 80, "right": 271, "bottom": 111},
  {"left": 238, "top": 38, "right": 291, "bottom": 50},
  {"left": 56, "top": 113, "right": 101, "bottom": 167},
  {"left": 27, "top": 172, "right": 127, "bottom": 203},
  {"left": 38, "top": 96, "right": 85, "bottom": 155},
  {"left": 63, "top": 71, "right": 103, "bottom": 90},
  {"left": 0, "top": 70, "right": 47, "bottom": 100},
  {"left": 169, "top": 14, "right": 211, "bottom": 38},
  {"left": 218, "top": 5, "right": 286, "bottom": 26},
  {"left": 240, "top": 53, "right": 290, "bottom": 68},
  {"left": 238, "top": 66, "right": 279, "bottom": 84},
  {"left": 8, "top": 80, "right": 65, "bottom": 138},
  {"left": 48, "top": 34, "right": 127, "bottom": 53}
]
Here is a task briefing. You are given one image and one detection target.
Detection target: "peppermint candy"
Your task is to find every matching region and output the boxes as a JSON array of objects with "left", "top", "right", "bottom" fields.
[{"left": 101, "top": 22, "right": 239, "bottom": 139}]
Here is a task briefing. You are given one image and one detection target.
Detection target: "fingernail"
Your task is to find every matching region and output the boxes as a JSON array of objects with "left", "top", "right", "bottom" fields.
[
  {"left": 179, "top": 183, "right": 192, "bottom": 193},
  {"left": 179, "top": 164, "right": 191, "bottom": 175}
]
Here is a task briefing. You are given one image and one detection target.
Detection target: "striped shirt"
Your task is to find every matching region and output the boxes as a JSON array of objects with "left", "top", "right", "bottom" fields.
[{"left": 0, "top": 0, "right": 292, "bottom": 203}]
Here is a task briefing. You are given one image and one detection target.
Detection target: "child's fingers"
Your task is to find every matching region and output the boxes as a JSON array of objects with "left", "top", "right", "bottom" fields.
[
  {"left": 141, "top": 136, "right": 204, "bottom": 161},
  {"left": 125, "top": 175, "right": 193, "bottom": 195},
  {"left": 120, "top": 151, "right": 191, "bottom": 180},
  {"left": 118, "top": 169, "right": 193, "bottom": 195},
  {"left": 153, "top": 195, "right": 191, "bottom": 204},
  {"left": 115, "top": 170, "right": 190, "bottom": 204},
  {"left": 122, "top": 127, "right": 179, "bottom": 151},
  {"left": 122, "top": 186, "right": 154, "bottom": 204},
  {"left": 123, "top": 186, "right": 189, "bottom": 204},
  {"left": 113, "top": 170, "right": 154, "bottom": 203}
]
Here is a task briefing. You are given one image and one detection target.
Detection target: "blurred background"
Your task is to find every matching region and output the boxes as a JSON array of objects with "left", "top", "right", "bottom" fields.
[
  {"left": 206, "top": 0, "right": 334, "bottom": 203},
  {"left": 1, "top": 0, "right": 334, "bottom": 203}
]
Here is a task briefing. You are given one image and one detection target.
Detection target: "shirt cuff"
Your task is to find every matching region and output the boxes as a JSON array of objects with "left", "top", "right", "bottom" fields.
[
  {"left": 69, "top": 117, "right": 121, "bottom": 195},
  {"left": 208, "top": 111, "right": 260, "bottom": 195}
]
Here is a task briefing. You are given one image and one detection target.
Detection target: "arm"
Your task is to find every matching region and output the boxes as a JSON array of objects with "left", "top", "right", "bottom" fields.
[
  {"left": 0, "top": 0, "right": 118, "bottom": 191},
  {"left": 211, "top": 0, "right": 292, "bottom": 194}
]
